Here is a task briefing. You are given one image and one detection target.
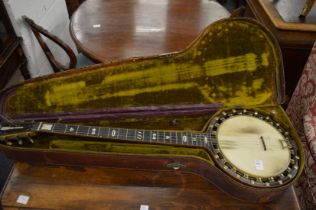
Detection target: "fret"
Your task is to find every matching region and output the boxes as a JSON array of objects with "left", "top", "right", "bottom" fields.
[
  {"left": 193, "top": 133, "right": 198, "bottom": 145},
  {"left": 186, "top": 133, "right": 190, "bottom": 145},
  {"left": 99, "top": 127, "right": 109, "bottom": 138},
  {"left": 170, "top": 132, "right": 176, "bottom": 144},
  {"left": 148, "top": 130, "right": 152, "bottom": 143},
  {"left": 97, "top": 127, "right": 101, "bottom": 136},
  {"left": 118, "top": 128, "right": 120, "bottom": 139},
  {"left": 143, "top": 130, "right": 151, "bottom": 142},
  {"left": 125, "top": 128, "right": 129, "bottom": 140},
  {"left": 118, "top": 128, "right": 127, "bottom": 139},
  {"left": 195, "top": 133, "right": 201, "bottom": 146},
  {"left": 87, "top": 126, "right": 91, "bottom": 136},
  {"left": 197, "top": 134, "right": 202, "bottom": 146},
  {"left": 64, "top": 124, "right": 68, "bottom": 133},
  {"left": 201, "top": 134, "right": 205, "bottom": 146},
  {"left": 76, "top": 125, "right": 89, "bottom": 135},
  {"left": 195, "top": 133, "right": 199, "bottom": 146},
  {"left": 177, "top": 132, "right": 182, "bottom": 144},
  {"left": 164, "top": 131, "right": 171, "bottom": 144},
  {"left": 75, "top": 125, "right": 79, "bottom": 134},
  {"left": 191, "top": 132, "right": 197, "bottom": 146},
  {"left": 51, "top": 123, "right": 56, "bottom": 133},
  {"left": 157, "top": 131, "right": 164, "bottom": 143},
  {"left": 127, "top": 129, "right": 136, "bottom": 141},
  {"left": 202, "top": 134, "right": 206, "bottom": 146},
  {"left": 188, "top": 132, "right": 192, "bottom": 145},
  {"left": 176, "top": 132, "right": 182, "bottom": 144},
  {"left": 201, "top": 134, "right": 204, "bottom": 146},
  {"left": 199, "top": 133, "right": 204, "bottom": 146}
]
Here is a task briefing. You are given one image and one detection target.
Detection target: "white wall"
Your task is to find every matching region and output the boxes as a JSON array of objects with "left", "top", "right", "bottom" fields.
[{"left": 4, "top": 0, "right": 77, "bottom": 77}]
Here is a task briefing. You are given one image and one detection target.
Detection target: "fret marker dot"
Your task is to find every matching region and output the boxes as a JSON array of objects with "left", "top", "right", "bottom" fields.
[
  {"left": 182, "top": 136, "right": 187, "bottom": 143},
  {"left": 204, "top": 136, "right": 208, "bottom": 144},
  {"left": 91, "top": 128, "right": 97, "bottom": 135}
]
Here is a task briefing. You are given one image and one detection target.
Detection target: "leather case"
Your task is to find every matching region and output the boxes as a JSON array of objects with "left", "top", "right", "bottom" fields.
[{"left": 0, "top": 18, "right": 304, "bottom": 202}]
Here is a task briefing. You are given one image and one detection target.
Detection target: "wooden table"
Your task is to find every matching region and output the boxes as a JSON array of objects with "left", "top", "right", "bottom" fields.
[
  {"left": 244, "top": 0, "right": 316, "bottom": 101},
  {"left": 1, "top": 162, "right": 301, "bottom": 209},
  {"left": 70, "top": 0, "right": 229, "bottom": 62}
]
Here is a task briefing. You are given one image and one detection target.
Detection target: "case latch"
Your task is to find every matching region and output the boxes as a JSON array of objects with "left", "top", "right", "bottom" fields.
[{"left": 166, "top": 162, "right": 186, "bottom": 170}]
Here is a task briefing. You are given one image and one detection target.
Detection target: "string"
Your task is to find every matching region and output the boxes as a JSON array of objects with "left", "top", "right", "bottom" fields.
[{"left": 0, "top": 113, "right": 17, "bottom": 126}]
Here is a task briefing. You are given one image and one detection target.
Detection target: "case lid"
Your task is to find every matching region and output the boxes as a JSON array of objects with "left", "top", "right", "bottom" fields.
[{"left": 0, "top": 18, "right": 285, "bottom": 119}]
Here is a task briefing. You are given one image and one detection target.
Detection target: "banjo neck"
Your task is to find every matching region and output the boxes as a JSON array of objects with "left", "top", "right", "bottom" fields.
[{"left": 33, "top": 122, "right": 212, "bottom": 148}]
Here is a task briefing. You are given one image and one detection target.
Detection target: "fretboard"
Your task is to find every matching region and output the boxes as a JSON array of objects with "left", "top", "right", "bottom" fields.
[{"left": 32, "top": 122, "right": 211, "bottom": 147}]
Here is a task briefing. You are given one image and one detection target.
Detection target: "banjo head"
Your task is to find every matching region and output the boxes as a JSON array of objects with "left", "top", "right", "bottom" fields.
[{"left": 209, "top": 109, "right": 300, "bottom": 187}]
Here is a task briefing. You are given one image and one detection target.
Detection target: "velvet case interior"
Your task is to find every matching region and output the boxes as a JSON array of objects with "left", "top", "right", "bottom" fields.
[{"left": 0, "top": 18, "right": 300, "bottom": 169}]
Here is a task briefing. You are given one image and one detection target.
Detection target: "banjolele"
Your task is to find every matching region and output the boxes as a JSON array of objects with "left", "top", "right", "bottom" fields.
[{"left": 0, "top": 108, "right": 301, "bottom": 202}]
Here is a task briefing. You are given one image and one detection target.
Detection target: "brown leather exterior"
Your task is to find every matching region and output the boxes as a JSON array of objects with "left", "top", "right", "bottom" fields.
[
  {"left": 0, "top": 18, "right": 303, "bottom": 203},
  {"left": 0, "top": 145, "right": 286, "bottom": 203}
]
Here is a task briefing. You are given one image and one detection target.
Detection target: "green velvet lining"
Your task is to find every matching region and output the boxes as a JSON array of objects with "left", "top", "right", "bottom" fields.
[
  {"left": 0, "top": 18, "right": 303, "bottom": 185},
  {"left": 5, "top": 19, "right": 283, "bottom": 116},
  {"left": 49, "top": 139, "right": 213, "bottom": 163}
]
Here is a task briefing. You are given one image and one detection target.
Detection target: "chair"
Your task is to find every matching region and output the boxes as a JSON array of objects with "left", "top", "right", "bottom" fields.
[
  {"left": 23, "top": 16, "right": 95, "bottom": 73},
  {"left": 300, "top": 0, "right": 315, "bottom": 17},
  {"left": 286, "top": 42, "right": 316, "bottom": 209}
]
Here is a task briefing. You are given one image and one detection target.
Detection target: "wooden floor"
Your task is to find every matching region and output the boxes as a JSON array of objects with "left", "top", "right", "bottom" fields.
[{"left": 0, "top": 162, "right": 300, "bottom": 210}]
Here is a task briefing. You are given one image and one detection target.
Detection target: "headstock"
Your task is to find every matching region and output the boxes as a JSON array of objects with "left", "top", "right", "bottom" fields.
[
  {"left": 0, "top": 131, "right": 36, "bottom": 145},
  {"left": 0, "top": 121, "right": 36, "bottom": 146}
]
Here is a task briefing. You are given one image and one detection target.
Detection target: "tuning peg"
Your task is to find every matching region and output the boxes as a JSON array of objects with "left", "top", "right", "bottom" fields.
[
  {"left": 26, "top": 136, "right": 34, "bottom": 144},
  {"left": 1, "top": 132, "right": 36, "bottom": 146},
  {"left": 6, "top": 141, "right": 12, "bottom": 146},
  {"left": 0, "top": 136, "right": 12, "bottom": 146}
]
